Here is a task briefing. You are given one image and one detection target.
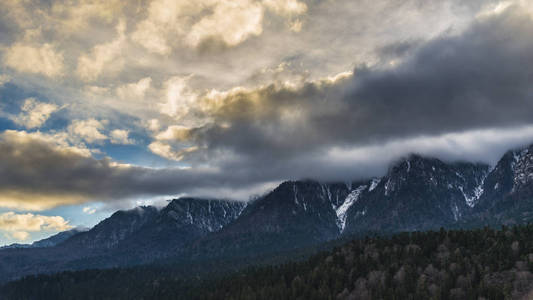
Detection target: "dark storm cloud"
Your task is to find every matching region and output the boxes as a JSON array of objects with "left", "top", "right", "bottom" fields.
[
  {"left": 375, "top": 39, "right": 422, "bottom": 62},
  {"left": 0, "top": 130, "right": 267, "bottom": 209},
  {"left": 189, "top": 6, "right": 533, "bottom": 163}
]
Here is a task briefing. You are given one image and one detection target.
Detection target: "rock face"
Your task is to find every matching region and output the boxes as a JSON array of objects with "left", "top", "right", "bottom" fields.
[
  {"left": 0, "top": 198, "right": 246, "bottom": 282},
  {"left": 190, "top": 181, "right": 353, "bottom": 258},
  {"left": 473, "top": 145, "right": 533, "bottom": 224},
  {"left": 160, "top": 198, "right": 246, "bottom": 233},
  {"left": 62, "top": 206, "right": 160, "bottom": 250},
  {"left": 115, "top": 198, "right": 246, "bottom": 260},
  {"left": 342, "top": 155, "right": 490, "bottom": 234},
  {"left": 58, "top": 198, "right": 245, "bottom": 255}
]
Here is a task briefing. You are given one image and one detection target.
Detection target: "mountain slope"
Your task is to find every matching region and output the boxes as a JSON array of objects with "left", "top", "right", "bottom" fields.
[
  {"left": 114, "top": 198, "right": 246, "bottom": 261},
  {"left": 189, "top": 180, "right": 360, "bottom": 259},
  {"left": 62, "top": 206, "right": 159, "bottom": 250},
  {"left": 3, "top": 144, "right": 533, "bottom": 284},
  {"left": 343, "top": 155, "right": 490, "bottom": 234},
  {"left": 0, "top": 228, "right": 88, "bottom": 250},
  {"left": 472, "top": 145, "right": 533, "bottom": 225},
  {"left": 0, "top": 198, "right": 245, "bottom": 282},
  {"left": 31, "top": 228, "right": 89, "bottom": 248}
]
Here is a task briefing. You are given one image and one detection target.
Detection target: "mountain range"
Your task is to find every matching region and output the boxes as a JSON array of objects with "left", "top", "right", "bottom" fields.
[
  {"left": 0, "top": 228, "right": 88, "bottom": 250},
  {"left": 2, "top": 143, "right": 533, "bottom": 283}
]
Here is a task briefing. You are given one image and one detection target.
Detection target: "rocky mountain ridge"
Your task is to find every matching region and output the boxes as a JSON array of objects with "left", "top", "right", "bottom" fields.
[{"left": 2, "top": 143, "right": 533, "bottom": 282}]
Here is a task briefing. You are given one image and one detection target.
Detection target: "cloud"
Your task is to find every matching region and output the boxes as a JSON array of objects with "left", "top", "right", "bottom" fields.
[
  {"left": 110, "top": 129, "right": 134, "bottom": 145},
  {"left": 0, "top": 212, "right": 72, "bottom": 232},
  {"left": 158, "top": 76, "right": 200, "bottom": 120},
  {"left": 0, "top": 74, "right": 10, "bottom": 86},
  {"left": 49, "top": 0, "right": 124, "bottom": 34},
  {"left": 76, "top": 21, "right": 126, "bottom": 81},
  {"left": 1, "top": 130, "right": 92, "bottom": 157},
  {"left": 10, "top": 231, "right": 29, "bottom": 241},
  {"left": 155, "top": 125, "right": 193, "bottom": 142},
  {"left": 3, "top": 43, "right": 65, "bottom": 77},
  {"left": 185, "top": 0, "right": 264, "bottom": 48},
  {"left": 116, "top": 77, "right": 152, "bottom": 100},
  {"left": 146, "top": 119, "right": 161, "bottom": 132},
  {"left": 13, "top": 98, "right": 59, "bottom": 129},
  {"left": 148, "top": 124, "right": 201, "bottom": 160},
  {"left": 3, "top": 0, "right": 533, "bottom": 210},
  {"left": 263, "top": 0, "right": 307, "bottom": 16},
  {"left": 82, "top": 206, "right": 96, "bottom": 215},
  {"left": 68, "top": 119, "right": 108, "bottom": 144},
  {"left": 0, "top": 190, "right": 86, "bottom": 212},
  {"left": 148, "top": 141, "right": 198, "bottom": 161},
  {"left": 160, "top": 6, "right": 533, "bottom": 167},
  {"left": 311, "top": 125, "right": 533, "bottom": 181},
  {"left": 130, "top": 0, "right": 188, "bottom": 55},
  {"left": 0, "top": 129, "right": 219, "bottom": 209},
  {"left": 3, "top": 123, "right": 533, "bottom": 211},
  {"left": 131, "top": 0, "right": 306, "bottom": 53},
  {"left": 1, "top": 0, "right": 123, "bottom": 33}
]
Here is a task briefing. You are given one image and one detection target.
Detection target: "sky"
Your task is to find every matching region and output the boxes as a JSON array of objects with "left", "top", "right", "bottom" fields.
[{"left": 1, "top": 0, "right": 533, "bottom": 245}]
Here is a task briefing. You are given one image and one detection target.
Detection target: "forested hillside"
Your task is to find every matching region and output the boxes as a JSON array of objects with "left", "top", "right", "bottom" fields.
[{"left": 3, "top": 225, "right": 533, "bottom": 299}]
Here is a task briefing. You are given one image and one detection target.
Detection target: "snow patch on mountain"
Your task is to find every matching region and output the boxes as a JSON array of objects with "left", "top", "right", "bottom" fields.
[
  {"left": 293, "top": 183, "right": 299, "bottom": 205},
  {"left": 336, "top": 185, "right": 367, "bottom": 232},
  {"left": 452, "top": 203, "right": 460, "bottom": 221},
  {"left": 384, "top": 178, "right": 394, "bottom": 196},
  {"left": 369, "top": 178, "right": 381, "bottom": 192},
  {"left": 459, "top": 184, "right": 485, "bottom": 208},
  {"left": 511, "top": 148, "right": 533, "bottom": 192},
  {"left": 457, "top": 168, "right": 489, "bottom": 208}
]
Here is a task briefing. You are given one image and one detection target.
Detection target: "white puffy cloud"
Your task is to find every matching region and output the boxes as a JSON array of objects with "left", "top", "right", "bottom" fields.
[
  {"left": 131, "top": 0, "right": 196, "bottom": 55},
  {"left": 110, "top": 129, "right": 134, "bottom": 145},
  {"left": 68, "top": 119, "right": 108, "bottom": 143},
  {"left": 185, "top": 0, "right": 264, "bottom": 47},
  {"left": 13, "top": 98, "right": 59, "bottom": 129},
  {"left": 132, "top": 0, "right": 307, "bottom": 53},
  {"left": 158, "top": 76, "right": 200, "bottom": 121},
  {"left": 0, "top": 212, "right": 73, "bottom": 232},
  {"left": 3, "top": 43, "right": 65, "bottom": 77},
  {"left": 116, "top": 77, "right": 152, "bottom": 100}
]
